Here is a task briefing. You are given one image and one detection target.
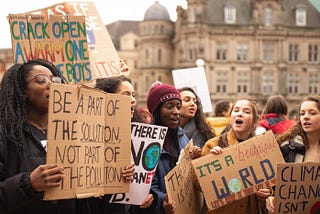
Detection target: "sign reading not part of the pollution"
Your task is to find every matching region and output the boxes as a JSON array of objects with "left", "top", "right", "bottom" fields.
[
  {"left": 44, "top": 84, "right": 131, "bottom": 200},
  {"left": 192, "top": 131, "right": 285, "bottom": 211},
  {"left": 274, "top": 162, "right": 320, "bottom": 214}
]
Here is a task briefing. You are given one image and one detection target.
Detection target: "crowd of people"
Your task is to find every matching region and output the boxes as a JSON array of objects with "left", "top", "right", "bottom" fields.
[{"left": 0, "top": 59, "right": 319, "bottom": 214}]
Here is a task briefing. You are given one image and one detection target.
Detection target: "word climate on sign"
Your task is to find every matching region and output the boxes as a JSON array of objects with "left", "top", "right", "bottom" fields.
[
  {"left": 44, "top": 84, "right": 131, "bottom": 200},
  {"left": 274, "top": 162, "right": 320, "bottom": 214}
]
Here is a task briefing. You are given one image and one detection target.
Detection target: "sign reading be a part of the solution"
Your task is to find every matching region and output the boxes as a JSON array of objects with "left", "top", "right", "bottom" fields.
[{"left": 44, "top": 84, "right": 131, "bottom": 200}]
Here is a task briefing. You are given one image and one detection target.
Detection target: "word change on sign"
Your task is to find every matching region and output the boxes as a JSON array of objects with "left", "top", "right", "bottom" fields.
[{"left": 274, "top": 162, "right": 320, "bottom": 214}]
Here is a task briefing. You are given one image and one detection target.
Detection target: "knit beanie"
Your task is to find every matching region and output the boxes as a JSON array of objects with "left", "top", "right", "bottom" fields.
[{"left": 147, "top": 83, "right": 181, "bottom": 115}]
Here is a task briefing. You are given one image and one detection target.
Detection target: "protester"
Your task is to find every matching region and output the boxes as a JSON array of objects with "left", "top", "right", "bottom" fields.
[
  {"left": 178, "top": 87, "right": 215, "bottom": 148},
  {"left": 202, "top": 98, "right": 271, "bottom": 214},
  {"left": 257, "top": 95, "right": 296, "bottom": 136},
  {"left": 265, "top": 96, "right": 320, "bottom": 214},
  {"left": 206, "top": 100, "right": 231, "bottom": 136},
  {"left": 147, "top": 82, "right": 202, "bottom": 214},
  {"left": 95, "top": 76, "right": 137, "bottom": 119},
  {"left": 0, "top": 59, "right": 75, "bottom": 213},
  {"left": 94, "top": 76, "right": 155, "bottom": 213}
]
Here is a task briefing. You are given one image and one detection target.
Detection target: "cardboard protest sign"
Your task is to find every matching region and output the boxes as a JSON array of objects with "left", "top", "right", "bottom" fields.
[
  {"left": 110, "top": 122, "right": 167, "bottom": 205},
  {"left": 8, "top": 14, "right": 91, "bottom": 84},
  {"left": 44, "top": 84, "right": 131, "bottom": 200},
  {"left": 192, "top": 131, "right": 285, "bottom": 211},
  {"left": 165, "top": 140, "right": 202, "bottom": 214},
  {"left": 172, "top": 66, "right": 212, "bottom": 113},
  {"left": 274, "top": 162, "right": 320, "bottom": 214},
  {"left": 30, "top": 2, "right": 128, "bottom": 79}
]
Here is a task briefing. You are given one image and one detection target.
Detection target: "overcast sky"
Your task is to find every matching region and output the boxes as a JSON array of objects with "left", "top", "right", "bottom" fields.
[{"left": 0, "top": 0, "right": 187, "bottom": 49}]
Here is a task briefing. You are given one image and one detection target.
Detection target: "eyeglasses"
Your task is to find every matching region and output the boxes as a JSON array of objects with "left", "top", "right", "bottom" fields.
[{"left": 26, "top": 74, "right": 62, "bottom": 85}]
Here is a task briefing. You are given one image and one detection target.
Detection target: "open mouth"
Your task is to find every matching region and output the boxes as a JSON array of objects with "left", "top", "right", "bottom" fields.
[
  {"left": 235, "top": 119, "right": 243, "bottom": 124},
  {"left": 171, "top": 117, "right": 179, "bottom": 123},
  {"left": 303, "top": 122, "right": 311, "bottom": 127}
]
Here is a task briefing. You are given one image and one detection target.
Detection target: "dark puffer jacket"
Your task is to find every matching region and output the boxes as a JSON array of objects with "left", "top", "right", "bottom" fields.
[{"left": 0, "top": 123, "right": 75, "bottom": 214}]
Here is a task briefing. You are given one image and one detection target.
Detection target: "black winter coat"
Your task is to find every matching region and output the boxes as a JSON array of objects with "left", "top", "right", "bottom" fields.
[{"left": 0, "top": 123, "right": 75, "bottom": 214}]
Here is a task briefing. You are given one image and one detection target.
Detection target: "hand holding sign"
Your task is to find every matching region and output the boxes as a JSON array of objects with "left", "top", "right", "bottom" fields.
[
  {"left": 122, "top": 163, "right": 135, "bottom": 183},
  {"left": 163, "top": 194, "right": 176, "bottom": 214},
  {"left": 189, "top": 145, "right": 202, "bottom": 159},
  {"left": 30, "top": 164, "right": 64, "bottom": 192}
]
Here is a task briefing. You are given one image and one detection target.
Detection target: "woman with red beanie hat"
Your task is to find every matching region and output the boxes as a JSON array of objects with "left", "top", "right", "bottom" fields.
[{"left": 147, "top": 82, "right": 201, "bottom": 214}]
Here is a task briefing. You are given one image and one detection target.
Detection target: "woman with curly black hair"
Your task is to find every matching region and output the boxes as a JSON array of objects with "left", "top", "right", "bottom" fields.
[{"left": 0, "top": 59, "right": 76, "bottom": 214}]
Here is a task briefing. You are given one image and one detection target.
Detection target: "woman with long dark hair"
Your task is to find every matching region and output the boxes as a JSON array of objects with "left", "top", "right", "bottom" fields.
[
  {"left": 178, "top": 87, "right": 215, "bottom": 148},
  {"left": 0, "top": 59, "right": 74, "bottom": 214}
]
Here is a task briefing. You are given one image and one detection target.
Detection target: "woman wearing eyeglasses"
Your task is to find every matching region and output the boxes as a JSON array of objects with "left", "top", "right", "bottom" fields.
[{"left": 0, "top": 59, "right": 75, "bottom": 214}]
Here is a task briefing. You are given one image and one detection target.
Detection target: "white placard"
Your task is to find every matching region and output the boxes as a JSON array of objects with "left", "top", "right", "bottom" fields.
[{"left": 172, "top": 67, "right": 212, "bottom": 113}]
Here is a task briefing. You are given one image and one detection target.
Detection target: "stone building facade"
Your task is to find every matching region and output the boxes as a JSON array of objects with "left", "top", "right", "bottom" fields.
[
  {"left": 0, "top": 0, "right": 319, "bottom": 115},
  {"left": 107, "top": 0, "right": 320, "bottom": 115}
]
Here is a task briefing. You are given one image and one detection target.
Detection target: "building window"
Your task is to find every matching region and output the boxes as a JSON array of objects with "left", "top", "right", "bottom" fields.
[
  {"left": 145, "top": 49, "right": 149, "bottom": 59},
  {"left": 309, "top": 73, "right": 319, "bottom": 94},
  {"left": 145, "top": 76, "right": 149, "bottom": 91},
  {"left": 224, "top": 3, "right": 236, "bottom": 24},
  {"left": 158, "top": 49, "right": 162, "bottom": 63},
  {"left": 188, "top": 44, "right": 198, "bottom": 61},
  {"left": 295, "top": 5, "right": 306, "bottom": 26},
  {"left": 237, "top": 85, "right": 241, "bottom": 93},
  {"left": 216, "top": 71, "right": 228, "bottom": 93},
  {"left": 237, "top": 85, "right": 247, "bottom": 93},
  {"left": 237, "top": 43, "right": 248, "bottom": 61},
  {"left": 160, "top": 25, "right": 164, "bottom": 33},
  {"left": 237, "top": 72, "right": 248, "bottom": 94},
  {"left": 264, "top": 6, "right": 272, "bottom": 26},
  {"left": 263, "top": 43, "right": 274, "bottom": 62},
  {"left": 262, "top": 72, "right": 274, "bottom": 95},
  {"left": 217, "top": 85, "right": 221, "bottom": 93},
  {"left": 216, "top": 43, "right": 227, "bottom": 61},
  {"left": 308, "top": 44, "right": 318, "bottom": 63},
  {"left": 289, "top": 44, "right": 299, "bottom": 63},
  {"left": 288, "top": 73, "right": 299, "bottom": 94}
]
